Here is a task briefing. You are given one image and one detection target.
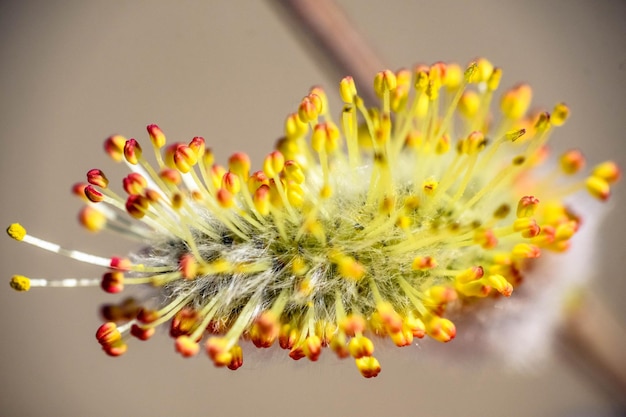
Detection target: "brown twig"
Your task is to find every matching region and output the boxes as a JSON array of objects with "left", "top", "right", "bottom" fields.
[
  {"left": 272, "top": 0, "right": 626, "bottom": 403},
  {"left": 268, "top": 0, "right": 385, "bottom": 105}
]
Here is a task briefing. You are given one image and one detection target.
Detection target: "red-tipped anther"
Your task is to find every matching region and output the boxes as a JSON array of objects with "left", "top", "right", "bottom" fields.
[
  {"left": 173, "top": 145, "right": 198, "bottom": 173},
  {"left": 250, "top": 311, "right": 279, "bottom": 348},
  {"left": 216, "top": 188, "right": 234, "bottom": 208},
  {"left": 263, "top": 151, "right": 285, "bottom": 178},
  {"left": 517, "top": 196, "right": 540, "bottom": 218},
  {"left": 72, "top": 183, "right": 90, "bottom": 202},
  {"left": 159, "top": 168, "right": 182, "bottom": 186},
  {"left": 124, "top": 138, "right": 142, "bottom": 165},
  {"left": 130, "top": 323, "right": 155, "bottom": 341},
  {"left": 84, "top": 185, "right": 104, "bottom": 203},
  {"left": 175, "top": 335, "right": 200, "bottom": 357},
  {"left": 170, "top": 308, "right": 199, "bottom": 338},
  {"left": 86, "top": 169, "right": 109, "bottom": 188},
  {"left": 474, "top": 228, "right": 498, "bottom": 249},
  {"left": 302, "top": 335, "right": 322, "bottom": 361},
  {"left": 512, "top": 243, "right": 541, "bottom": 259},
  {"left": 593, "top": 161, "right": 621, "bottom": 184},
  {"left": 125, "top": 194, "right": 149, "bottom": 219},
  {"left": 104, "top": 135, "right": 127, "bottom": 162},
  {"left": 206, "top": 337, "right": 233, "bottom": 367},
  {"left": 426, "top": 317, "right": 456, "bottom": 343},
  {"left": 373, "top": 69, "right": 398, "bottom": 97},
  {"left": 137, "top": 308, "right": 159, "bottom": 324},
  {"left": 78, "top": 206, "right": 107, "bottom": 232},
  {"left": 298, "top": 93, "right": 323, "bottom": 123},
  {"left": 355, "top": 356, "right": 381, "bottom": 378},
  {"left": 96, "top": 322, "right": 122, "bottom": 345},
  {"left": 339, "top": 315, "right": 366, "bottom": 337},
  {"left": 101, "top": 271, "right": 124, "bottom": 293},
  {"left": 227, "top": 345, "right": 244, "bottom": 370},
  {"left": 100, "top": 297, "right": 140, "bottom": 322},
  {"left": 189, "top": 136, "right": 205, "bottom": 157},
  {"left": 147, "top": 124, "right": 166, "bottom": 148},
  {"left": 289, "top": 345, "right": 306, "bottom": 361},
  {"left": 179, "top": 254, "right": 198, "bottom": 279},
  {"left": 279, "top": 324, "right": 298, "bottom": 350},
  {"left": 102, "top": 343, "right": 128, "bottom": 357},
  {"left": 228, "top": 152, "right": 251, "bottom": 178},
  {"left": 376, "top": 302, "right": 403, "bottom": 334},
  {"left": 122, "top": 172, "right": 148, "bottom": 195},
  {"left": 348, "top": 335, "right": 374, "bottom": 359},
  {"left": 560, "top": 149, "right": 585, "bottom": 175},
  {"left": 222, "top": 172, "right": 241, "bottom": 194},
  {"left": 109, "top": 257, "right": 132, "bottom": 271},
  {"left": 247, "top": 171, "right": 269, "bottom": 193}
]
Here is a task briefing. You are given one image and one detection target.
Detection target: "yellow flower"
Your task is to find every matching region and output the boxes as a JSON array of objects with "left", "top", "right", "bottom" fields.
[{"left": 7, "top": 59, "right": 620, "bottom": 378}]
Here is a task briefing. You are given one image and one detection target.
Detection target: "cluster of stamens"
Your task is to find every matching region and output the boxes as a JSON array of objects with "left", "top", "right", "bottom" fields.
[{"left": 8, "top": 58, "right": 620, "bottom": 377}]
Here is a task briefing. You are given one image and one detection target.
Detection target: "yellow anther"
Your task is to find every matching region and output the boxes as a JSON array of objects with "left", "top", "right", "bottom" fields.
[
  {"left": 348, "top": 335, "right": 374, "bottom": 359},
  {"left": 414, "top": 65, "right": 430, "bottom": 91},
  {"left": 475, "top": 57, "right": 494, "bottom": 83},
  {"left": 253, "top": 185, "right": 271, "bottom": 216},
  {"left": 458, "top": 131, "right": 486, "bottom": 155},
  {"left": 337, "top": 256, "right": 365, "bottom": 281},
  {"left": 228, "top": 152, "right": 251, "bottom": 178},
  {"left": 425, "top": 316, "right": 456, "bottom": 343},
  {"left": 10, "top": 275, "right": 31, "bottom": 291},
  {"left": 311, "top": 122, "right": 341, "bottom": 153},
  {"left": 516, "top": 196, "right": 539, "bottom": 218},
  {"left": 554, "top": 221, "right": 577, "bottom": 241},
  {"left": 79, "top": 206, "right": 107, "bottom": 232},
  {"left": 551, "top": 102, "right": 570, "bottom": 126},
  {"left": 285, "top": 112, "right": 309, "bottom": 140},
  {"left": 458, "top": 90, "right": 480, "bottom": 118},
  {"left": 506, "top": 128, "right": 527, "bottom": 142},
  {"left": 592, "top": 161, "right": 621, "bottom": 184},
  {"left": 534, "top": 112, "right": 551, "bottom": 132},
  {"left": 309, "top": 86, "right": 329, "bottom": 116},
  {"left": 373, "top": 70, "right": 397, "bottom": 97},
  {"left": 283, "top": 160, "right": 305, "bottom": 184},
  {"left": 485, "top": 274, "right": 513, "bottom": 297},
  {"left": 559, "top": 149, "right": 585, "bottom": 175},
  {"left": 291, "top": 255, "right": 308, "bottom": 276},
  {"left": 286, "top": 182, "right": 304, "bottom": 207},
  {"left": 500, "top": 84, "right": 532, "bottom": 120},
  {"left": 423, "top": 179, "right": 438, "bottom": 196},
  {"left": 319, "top": 184, "right": 332, "bottom": 199},
  {"left": 263, "top": 151, "right": 285, "bottom": 178},
  {"left": 585, "top": 175, "right": 611, "bottom": 201},
  {"left": 7, "top": 223, "right": 26, "bottom": 241},
  {"left": 298, "top": 93, "right": 323, "bottom": 123},
  {"left": 463, "top": 61, "right": 479, "bottom": 83},
  {"left": 443, "top": 63, "right": 462, "bottom": 89},
  {"left": 396, "top": 68, "right": 412, "bottom": 88},
  {"left": 395, "top": 215, "right": 411, "bottom": 229},
  {"left": 412, "top": 256, "right": 437, "bottom": 271},
  {"left": 339, "top": 76, "right": 357, "bottom": 103},
  {"left": 487, "top": 67, "right": 502, "bottom": 91},
  {"left": 511, "top": 243, "right": 541, "bottom": 259}
]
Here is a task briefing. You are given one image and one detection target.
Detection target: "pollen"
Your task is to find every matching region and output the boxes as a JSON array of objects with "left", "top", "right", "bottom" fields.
[{"left": 6, "top": 59, "right": 620, "bottom": 378}]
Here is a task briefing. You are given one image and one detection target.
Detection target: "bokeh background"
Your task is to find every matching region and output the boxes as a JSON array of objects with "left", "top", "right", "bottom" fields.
[{"left": 1, "top": 1, "right": 625, "bottom": 416}]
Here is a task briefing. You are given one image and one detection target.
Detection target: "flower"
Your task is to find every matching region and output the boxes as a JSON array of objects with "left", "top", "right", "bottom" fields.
[{"left": 7, "top": 58, "right": 620, "bottom": 378}]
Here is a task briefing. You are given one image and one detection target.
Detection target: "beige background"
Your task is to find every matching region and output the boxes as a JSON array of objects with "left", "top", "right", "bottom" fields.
[{"left": 1, "top": 1, "right": 625, "bottom": 416}]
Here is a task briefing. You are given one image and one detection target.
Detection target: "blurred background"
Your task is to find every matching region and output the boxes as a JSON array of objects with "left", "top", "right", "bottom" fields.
[{"left": 0, "top": 1, "right": 624, "bottom": 416}]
